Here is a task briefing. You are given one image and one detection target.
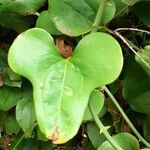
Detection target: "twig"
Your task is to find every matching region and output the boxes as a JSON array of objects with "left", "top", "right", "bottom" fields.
[
  {"left": 115, "top": 28, "right": 150, "bottom": 35},
  {"left": 106, "top": 27, "right": 150, "bottom": 70}
]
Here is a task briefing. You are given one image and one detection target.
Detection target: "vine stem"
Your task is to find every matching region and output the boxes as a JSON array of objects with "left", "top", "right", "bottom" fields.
[
  {"left": 103, "top": 86, "right": 150, "bottom": 148},
  {"left": 89, "top": 101, "right": 123, "bottom": 150},
  {"left": 90, "top": 1, "right": 124, "bottom": 149},
  {"left": 91, "top": 0, "right": 107, "bottom": 32}
]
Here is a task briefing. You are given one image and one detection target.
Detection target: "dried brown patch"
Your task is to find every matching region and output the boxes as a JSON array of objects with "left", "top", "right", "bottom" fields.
[
  {"left": 55, "top": 36, "right": 74, "bottom": 58},
  {"left": 52, "top": 127, "right": 59, "bottom": 143}
]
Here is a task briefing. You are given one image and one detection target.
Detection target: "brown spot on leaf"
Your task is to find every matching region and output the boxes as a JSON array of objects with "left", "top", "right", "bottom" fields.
[{"left": 52, "top": 127, "right": 59, "bottom": 144}]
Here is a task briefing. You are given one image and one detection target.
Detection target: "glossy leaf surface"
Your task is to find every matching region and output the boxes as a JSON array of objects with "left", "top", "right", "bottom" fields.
[{"left": 8, "top": 28, "right": 123, "bottom": 143}]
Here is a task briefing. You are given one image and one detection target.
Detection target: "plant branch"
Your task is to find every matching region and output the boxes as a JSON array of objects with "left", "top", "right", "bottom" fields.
[
  {"left": 106, "top": 27, "right": 150, "bottom": 70},
  {"left": 89, "top": 101, "right": 123, "bottom": 150},
  {"left": 91, "top": 0, "right": 107, "bottom": 32},
  {"left": 103, "top": 86, "right": 150, "bottom": 148},
  {"left": 115, "top": 28, "right": 150, "bottom": 35}
]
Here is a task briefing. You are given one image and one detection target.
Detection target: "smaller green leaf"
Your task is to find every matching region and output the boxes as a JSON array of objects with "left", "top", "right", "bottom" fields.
[
  {"left": 83, "top": 90, "right": 104, "bottom": 121},
  {"left": 36, "top": 11, "right": 61, "bottom": 35},
  {"left": 0, "top": 86, "right": 22, "bottom": 111},
  {"left": 98, "top": 133, "right": 139, "bottom": 150},
  {"left": 16, "top": 98, "right": 36, "bottom": 136},
  {"left": 4, "top": 115, "right": 20, "bottom": 135},
  {"left": 144, "top": 116, "right": 150, "bottom": 141}
]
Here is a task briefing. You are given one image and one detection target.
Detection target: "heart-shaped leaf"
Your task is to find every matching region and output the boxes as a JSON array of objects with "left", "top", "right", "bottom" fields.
[
  {"left": 0, "top": 0, "right": 46, "bottom": 15},
  {"left": 98, "top": 132, "right": 139, "bottom": 150},
  {"left": 48, "top": 0, "right": 116, "bottom": 36},
  {"left": 8, "top": 28, "right": 123, "bottom": 143}
]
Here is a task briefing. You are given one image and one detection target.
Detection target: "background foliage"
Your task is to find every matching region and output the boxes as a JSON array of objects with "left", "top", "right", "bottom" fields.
[{"left": 0, "top": 0, "right": 150, "bottom": 149}]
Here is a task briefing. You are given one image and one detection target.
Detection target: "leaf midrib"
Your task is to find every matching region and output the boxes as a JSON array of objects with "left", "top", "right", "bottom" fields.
[{"left": 55, "top": 59, "right": 69, "bottom": 130}]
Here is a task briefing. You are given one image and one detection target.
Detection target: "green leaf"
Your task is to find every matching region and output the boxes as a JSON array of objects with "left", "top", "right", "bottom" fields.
[
  {"left": 83, "top": 90, "right": 104, "bottom": 121},
  {"left": 36, "top": 11, "right": 61, "bottom": 35},
  {"left": 0, "top": 86, "right": 22, "bottom": 111},
  {"left": 0, "top": 13, "right": 31, "bottom": 33},
  {"left": 48, "top": 0, "right": 116, "bottom": 36},
  {"left": 4, "top": 115, "right": 20, "bottom": 135},
  {"left": 8, "top": 28, "right": 123, "bottom": 143},
  {"left": 123, "top": 57, "right": 150, "bottom": 115},
  {"left": 132, "top": 1, "right": 150, "bottom": 25},
  {"left": 121, "top": 0, "right": 140, "bottom": 5},
  {"left": 16, "top": 98, "right": 36, "bottom": 136},
  {"left": 0, "top": 0, "right": 46, "bottom": 15},
  {"left": 98, "top": 132, "right": 139, "bottom": 150},
  {"left": 144, "top": 116, "right": 150, "bottom": 141}
]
